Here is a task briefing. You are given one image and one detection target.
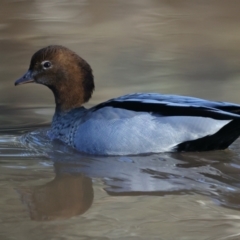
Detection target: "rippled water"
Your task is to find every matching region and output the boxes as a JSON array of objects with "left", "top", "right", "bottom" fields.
[{"left": 1, "top": 1, "right": 240, "bottom": 239}]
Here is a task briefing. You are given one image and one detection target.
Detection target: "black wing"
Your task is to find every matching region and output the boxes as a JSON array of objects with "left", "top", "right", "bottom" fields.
[{"left": 93, "top": 98, "right": 240, "bottom": 120}]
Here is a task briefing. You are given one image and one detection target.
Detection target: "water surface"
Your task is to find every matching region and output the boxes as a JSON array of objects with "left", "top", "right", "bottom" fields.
[{"left": 1, "top": 1, "right": 240, "bottom": 239}]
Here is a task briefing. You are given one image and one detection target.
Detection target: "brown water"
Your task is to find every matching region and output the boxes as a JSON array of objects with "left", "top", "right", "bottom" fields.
[{"left": 1, "top": 0, "right": 240, "bottom": 239}]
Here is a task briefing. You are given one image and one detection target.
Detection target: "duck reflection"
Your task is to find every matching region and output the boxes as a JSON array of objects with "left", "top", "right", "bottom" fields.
[
  {"left": 18, "top": 173, "right": 93, "bottom": 221},
  {"left": 18, "top": 137, "right": 240, "bottom": 220}
]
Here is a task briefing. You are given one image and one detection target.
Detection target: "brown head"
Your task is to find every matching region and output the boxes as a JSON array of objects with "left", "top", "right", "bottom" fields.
[{"left": 15, "top": 45, "right": 94, "bottom": 112}]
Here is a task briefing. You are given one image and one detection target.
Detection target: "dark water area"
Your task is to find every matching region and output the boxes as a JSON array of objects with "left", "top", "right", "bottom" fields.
[{"left": 1, "top": 1, "right": 240, "bottom": 239}]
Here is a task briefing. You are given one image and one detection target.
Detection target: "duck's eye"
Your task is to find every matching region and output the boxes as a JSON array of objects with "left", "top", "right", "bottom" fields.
[{"left": 42, "top": 61, "right": 52, "bottom": 69}]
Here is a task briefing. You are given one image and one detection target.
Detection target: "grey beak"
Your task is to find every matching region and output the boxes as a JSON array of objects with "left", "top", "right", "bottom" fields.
[{"left": 15, "top": 70, "right": 34, "bottom": 86}]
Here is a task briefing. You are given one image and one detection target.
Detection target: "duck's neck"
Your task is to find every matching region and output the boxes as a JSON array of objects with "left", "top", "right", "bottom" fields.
[{"left": 49, "top": 85, "right": 85, "bottom": 112}]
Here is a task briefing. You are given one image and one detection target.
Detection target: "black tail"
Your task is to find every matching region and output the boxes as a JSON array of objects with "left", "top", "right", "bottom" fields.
[{"left": 176, "top": 119, "right": 240, "bottom": 152}]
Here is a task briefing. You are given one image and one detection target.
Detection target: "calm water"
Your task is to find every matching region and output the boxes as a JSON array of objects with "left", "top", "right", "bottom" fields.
[{"left": 1, "top": 1, "right": 240, "bottom": 239}]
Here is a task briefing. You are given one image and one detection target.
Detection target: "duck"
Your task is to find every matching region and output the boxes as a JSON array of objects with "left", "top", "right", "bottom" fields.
[{"left": 14, "top": 45, "right": 240, "bottom": 155}]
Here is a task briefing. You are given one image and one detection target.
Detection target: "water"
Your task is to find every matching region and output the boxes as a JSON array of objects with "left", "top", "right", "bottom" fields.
[{"left": 1, "top": 0, "right": 240, "bottom": 239}]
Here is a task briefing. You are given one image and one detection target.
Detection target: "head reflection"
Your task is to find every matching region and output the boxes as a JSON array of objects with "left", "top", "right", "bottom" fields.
[{"left": 18, "top": 173, "right": 93, "bottom": 221}]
